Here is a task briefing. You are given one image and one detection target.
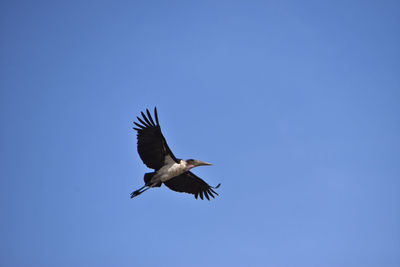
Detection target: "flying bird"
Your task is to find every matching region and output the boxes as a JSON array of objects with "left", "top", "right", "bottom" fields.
[{"left": 130, "top": 107, "right": 220, "bottom": 200}]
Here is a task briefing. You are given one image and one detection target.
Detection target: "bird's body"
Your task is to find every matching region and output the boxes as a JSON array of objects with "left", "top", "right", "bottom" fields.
[
  {"left": 131, "top": 107, "right": 220, "bottom": 200},
  {"left": 155, "top": 156, "right": 186, "bottom": 182}
]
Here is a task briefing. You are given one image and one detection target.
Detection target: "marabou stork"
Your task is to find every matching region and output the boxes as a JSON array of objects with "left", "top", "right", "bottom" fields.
[{"left": 130, "top": 107, "right": 220, "bottom": 200}]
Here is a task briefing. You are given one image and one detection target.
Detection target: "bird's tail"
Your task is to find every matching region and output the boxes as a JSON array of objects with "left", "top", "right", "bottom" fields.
[
  {"left": 144, "top": 172, "right": 155, "bottom": 185},
  {"left": 144, "top": 172, "right": 161, "bottom": 187}
]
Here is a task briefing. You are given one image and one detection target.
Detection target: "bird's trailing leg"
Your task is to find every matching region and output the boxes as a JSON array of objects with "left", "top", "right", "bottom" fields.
[{"left": 130, "top": 185, "right": 151, "bottom": 198}]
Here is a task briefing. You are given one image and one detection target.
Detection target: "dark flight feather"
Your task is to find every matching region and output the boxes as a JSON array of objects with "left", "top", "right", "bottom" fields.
[
  {"left": 164, "top": 171, "right": 219, "bottom": 200},
  {"left": 133, "top": 107, "right": 177, "bottom": 170}
]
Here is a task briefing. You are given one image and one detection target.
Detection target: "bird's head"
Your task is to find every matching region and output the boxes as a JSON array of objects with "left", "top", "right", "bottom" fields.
[{"left": 185, "top": 159, "right": 212, "bottom": 171}]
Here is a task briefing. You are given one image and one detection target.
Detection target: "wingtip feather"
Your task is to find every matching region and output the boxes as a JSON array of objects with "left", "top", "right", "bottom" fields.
[
  {"left": 136, "top": 116, "right": 149, "bottom": 127},
  {"left": 146, "top": 109, "right": 156, "bottom": 126},
  {"left": 154, "top": 107, "right": 160, "bottom": 126},
  {"left": 141, "top": 111, "right": 152, "bottom": 126}
]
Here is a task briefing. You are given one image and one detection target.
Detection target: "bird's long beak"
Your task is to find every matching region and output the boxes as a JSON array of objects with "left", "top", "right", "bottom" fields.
[{"left": 193, "top": 160, "right": 212, "bottom": 167}]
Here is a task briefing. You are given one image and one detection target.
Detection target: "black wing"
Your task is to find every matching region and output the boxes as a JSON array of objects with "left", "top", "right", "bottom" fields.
[
  {"left": 133, "top": 107, "right": 177, "bottom": 170},
  {"left": 164, "top": 171, "right": 220, "bottom": 200}
]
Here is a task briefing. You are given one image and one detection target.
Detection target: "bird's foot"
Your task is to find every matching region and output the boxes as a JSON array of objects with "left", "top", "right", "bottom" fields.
[
  {"left": 130, "top": 190, "right": 141, "bottom": 198},
  {"left": 130, "top": 185, "right": 151, "bottom": 199}
]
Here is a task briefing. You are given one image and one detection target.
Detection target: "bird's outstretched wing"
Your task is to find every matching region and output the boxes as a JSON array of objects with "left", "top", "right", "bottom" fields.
[
  {"left": 164, "top": 171, "right": 220, "bottom": 200},
  {"left": 133, "top": 107, "right": 177, "bottom": 170}
]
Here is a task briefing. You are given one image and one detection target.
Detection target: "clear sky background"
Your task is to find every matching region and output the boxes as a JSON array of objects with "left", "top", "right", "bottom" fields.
[{"left": 1, "top": 1, "right": 399, "bottom": 266}]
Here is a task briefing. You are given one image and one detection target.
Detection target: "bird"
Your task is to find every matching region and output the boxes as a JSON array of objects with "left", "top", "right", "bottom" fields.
[{"left": 130, "top": 107, "right": 220, "bottom": 200}]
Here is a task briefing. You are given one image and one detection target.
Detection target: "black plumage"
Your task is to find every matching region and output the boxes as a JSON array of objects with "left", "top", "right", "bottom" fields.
[
  {"left": 133, "top": 108, "right": 176, "bottom": 170},
  {"left": 164, "top": 172, "right": 220, "bottom": 200}
]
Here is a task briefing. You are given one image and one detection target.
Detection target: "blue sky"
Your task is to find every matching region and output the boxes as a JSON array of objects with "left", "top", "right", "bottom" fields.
[{"left": 1, "top": 0, "right": 399, "bottom": 266}]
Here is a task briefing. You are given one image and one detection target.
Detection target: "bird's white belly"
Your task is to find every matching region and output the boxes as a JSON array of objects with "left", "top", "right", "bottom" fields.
[
  {"left": 151, "top": 156, "right": 186, "bottom": 184},
  {"left": 158, "top": 162, "right": 185, "bottom": 182}
]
